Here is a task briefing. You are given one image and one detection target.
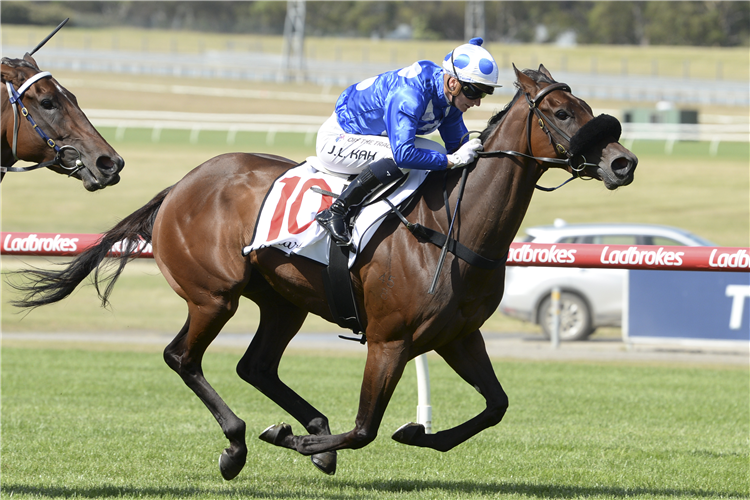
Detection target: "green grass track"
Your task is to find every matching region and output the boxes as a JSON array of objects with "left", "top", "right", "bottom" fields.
[{"left": 1, "top": 346, "right": 748, "bottom": 499}]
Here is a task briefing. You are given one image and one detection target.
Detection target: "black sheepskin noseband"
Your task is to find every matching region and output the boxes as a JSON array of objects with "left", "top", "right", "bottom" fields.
[{"left": 569, "top": 114, "right": 622, "bottom": 156}]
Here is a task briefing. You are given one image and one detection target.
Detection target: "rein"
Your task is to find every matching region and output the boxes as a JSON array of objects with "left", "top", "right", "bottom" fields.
[
  {"left": 477, "top": 81, "right": 599, "bottom": 192},
  {"left": 1, "top": 69, "right": 85, "bottom": 180}
]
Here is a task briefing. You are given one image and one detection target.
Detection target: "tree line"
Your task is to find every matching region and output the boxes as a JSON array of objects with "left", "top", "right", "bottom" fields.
[{"left": 4, "top": 1, "right": 749, "bottom": 47}]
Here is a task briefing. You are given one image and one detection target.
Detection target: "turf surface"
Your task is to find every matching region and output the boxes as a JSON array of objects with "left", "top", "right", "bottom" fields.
[{"left": 1, "top": 346, "right": 747, "bottom": 499}]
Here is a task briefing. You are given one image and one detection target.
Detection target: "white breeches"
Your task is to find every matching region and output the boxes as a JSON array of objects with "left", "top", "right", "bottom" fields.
[{"left": 314, "top": 113, "right": 446, "bottom": 175}]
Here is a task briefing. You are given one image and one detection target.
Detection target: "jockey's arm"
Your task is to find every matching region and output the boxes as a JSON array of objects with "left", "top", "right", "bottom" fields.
[
  {"left": 439, "top": 109, "right": 470, "bottom": 155},
  {"left": 384, "top": 88, "right": 449, "bottom": 171}
]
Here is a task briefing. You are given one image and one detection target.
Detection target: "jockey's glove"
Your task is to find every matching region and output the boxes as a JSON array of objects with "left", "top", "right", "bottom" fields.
[{"left": 447, "top": 138, "right": 483, "bottom": 168}]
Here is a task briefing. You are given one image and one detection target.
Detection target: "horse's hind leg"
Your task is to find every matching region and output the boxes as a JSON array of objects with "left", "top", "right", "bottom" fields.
[
  {"left": 392, "top": 329, "right": 508, "bottom": 452},
  {"left": 163, "top": 299, "right": 247, "bottom": 480},
  {"left": 236, "top": 288, "right": 337, "bottom": 474}
]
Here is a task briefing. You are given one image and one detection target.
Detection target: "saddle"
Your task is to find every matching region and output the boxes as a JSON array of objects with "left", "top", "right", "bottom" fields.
[{"left": 243, "top": 161, "right": 428, "bottom": 266}]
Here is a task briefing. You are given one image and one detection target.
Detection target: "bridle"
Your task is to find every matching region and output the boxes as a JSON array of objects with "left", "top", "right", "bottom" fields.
[
  {"left": 2, "top": 69, "right": 85, "bottom": 179},
  {"left": 478, "top": 82, "right": 604, "bottom": 191}
]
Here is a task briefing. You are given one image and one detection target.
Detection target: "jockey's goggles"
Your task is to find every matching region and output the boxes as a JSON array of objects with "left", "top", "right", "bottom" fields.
[{"left": 460, "top": 81, "right": 493, "bottom": 100}]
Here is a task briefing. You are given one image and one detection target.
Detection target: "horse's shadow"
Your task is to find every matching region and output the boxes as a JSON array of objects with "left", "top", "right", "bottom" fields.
[{"left": 3, "top": 479, "right": 743, "bottom": 499}]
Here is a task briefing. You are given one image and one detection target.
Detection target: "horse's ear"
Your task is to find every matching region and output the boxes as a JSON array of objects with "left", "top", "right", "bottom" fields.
[
  {"left": 23, "top": 53, "right": 40, "bottom": 70},
  {"left": 1, "top": 62, "right": 15, "bottom": 85},
  {"left": 538, "top": 64, "right": 554, "bottom": 80},
  {"left": 513, "top": 63, "right": 537, "bottom": 93}
]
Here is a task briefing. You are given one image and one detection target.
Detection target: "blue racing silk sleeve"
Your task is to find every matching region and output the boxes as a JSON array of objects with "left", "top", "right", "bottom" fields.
[
  {"left": 438, "top": 107, "right": 470, "bottom": 154},
  {"left": 384, "top": 85, "right": 448, "bottom": 170}
]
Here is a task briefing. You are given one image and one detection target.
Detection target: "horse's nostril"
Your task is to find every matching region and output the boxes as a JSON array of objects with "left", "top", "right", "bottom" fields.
[
  {"left": 97, "top": 155, "right": 124, "bottom": 175},
  {"left": 611, "top": 156, "right": 633, "bottom": 177}
]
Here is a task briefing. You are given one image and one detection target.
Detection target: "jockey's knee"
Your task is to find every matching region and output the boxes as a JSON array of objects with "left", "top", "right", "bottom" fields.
[{"left": 368, "top": 157, "right": 404, "bottom": 183}]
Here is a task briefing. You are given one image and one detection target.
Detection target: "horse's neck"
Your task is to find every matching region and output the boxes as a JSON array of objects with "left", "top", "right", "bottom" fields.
[{"left": 460, "top": 110, "right": 542, "bottom": 260}]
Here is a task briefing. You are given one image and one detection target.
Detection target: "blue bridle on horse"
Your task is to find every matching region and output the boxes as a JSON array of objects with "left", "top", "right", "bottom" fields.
[{"left": 3, "top": 69, "right": 85, "bottom": 178}]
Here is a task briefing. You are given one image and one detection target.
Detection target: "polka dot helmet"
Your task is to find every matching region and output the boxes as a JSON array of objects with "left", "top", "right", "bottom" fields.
[{"left": 442, "top": 37, "right": 502, "bottom": 89}]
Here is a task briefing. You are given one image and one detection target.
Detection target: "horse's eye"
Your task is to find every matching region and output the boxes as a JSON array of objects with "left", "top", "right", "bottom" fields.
[
  {"left": 41, "top": 99, "right": 54, "bottom": 110},
  {"left": 555, "top": 110, "right": 569, "bottom": 120}
]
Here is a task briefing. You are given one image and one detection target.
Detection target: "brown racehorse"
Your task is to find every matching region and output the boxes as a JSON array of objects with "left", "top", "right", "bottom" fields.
[
  {"left": 1, "top": 53, "right": 124, "bottom": 189},
  {"left": 10, "top": 65, "right": 637, "bottom": 479}
]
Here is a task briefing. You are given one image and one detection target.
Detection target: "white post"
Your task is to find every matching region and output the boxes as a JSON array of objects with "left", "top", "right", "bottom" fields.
[
  {"left": 414, "top": 354, "right": 432, "bottom": 434},
  {"left": 464, "top": 1, "right": 486, "bottom": 40},
  {"left": 281, "top": 0, "right": 306, "bottom": 82},
  {"left": 551, "top": 287, "right": 561, "bottom": 349}
]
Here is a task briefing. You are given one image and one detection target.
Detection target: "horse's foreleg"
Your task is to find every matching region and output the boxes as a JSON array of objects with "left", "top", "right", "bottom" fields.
[
  {"left": 263, "top": 340, "right": 409, "bottom": 456},
  {"left": 236, "top": 292, "right": 338, "bottom": 475},
  {"left": 163, "top": 299, "right": 247, "bottom": 480},
  {"left": 392, "top": 330, "right": 508, "bottom": 452}
]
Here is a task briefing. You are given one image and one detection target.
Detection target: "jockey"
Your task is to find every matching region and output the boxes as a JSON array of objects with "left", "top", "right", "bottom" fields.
[{"left": 314, "top": 37, "right": 502, "bottom": 247}]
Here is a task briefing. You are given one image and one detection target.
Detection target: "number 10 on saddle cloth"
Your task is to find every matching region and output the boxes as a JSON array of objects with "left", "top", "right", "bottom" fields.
[{"left": 243, "top": 162, "right": 429, "bottom": 267}]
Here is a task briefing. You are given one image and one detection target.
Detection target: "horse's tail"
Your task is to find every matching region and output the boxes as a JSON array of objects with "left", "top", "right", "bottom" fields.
[{"left": 9, "top": 186, "right": 174, "bottom": 310}]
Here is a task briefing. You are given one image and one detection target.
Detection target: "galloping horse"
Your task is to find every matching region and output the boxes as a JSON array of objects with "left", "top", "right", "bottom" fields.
[
  {"left": 1, "top": 53, "right": 124, "bottom": 189},
  {"left": 11, "top": 65, "right": 637, "bottom": 479}
]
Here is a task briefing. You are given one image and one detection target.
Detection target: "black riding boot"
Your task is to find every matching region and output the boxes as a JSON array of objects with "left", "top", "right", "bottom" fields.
[{"left": 315, "top": 166, "right": 384, "bottom": 247}]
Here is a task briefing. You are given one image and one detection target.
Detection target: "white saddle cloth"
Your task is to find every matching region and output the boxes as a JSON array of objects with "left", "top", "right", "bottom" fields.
[{"left": 243, "top": 159, "right": 428, "bottom": 268}]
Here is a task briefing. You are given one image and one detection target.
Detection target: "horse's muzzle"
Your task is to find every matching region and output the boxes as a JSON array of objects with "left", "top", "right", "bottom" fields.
[
  {"left": 598, "top": 149, "right": 638, "bottom": 190},
  {"left": 75, "top": 154, "right": 124, "bottom": 191}
]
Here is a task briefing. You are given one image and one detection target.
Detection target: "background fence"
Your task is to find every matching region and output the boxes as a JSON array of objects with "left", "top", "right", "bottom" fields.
[
  {"left": 79, "top": 109, "right": 749, "bottom": 153},
  {"left": 3, "top": 231, "right": 748, "bottom": 272}
]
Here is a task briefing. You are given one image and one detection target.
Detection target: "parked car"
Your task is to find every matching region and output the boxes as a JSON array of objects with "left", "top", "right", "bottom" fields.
[{"left": 499, "top": 220, "right": 716, "bottom": 341}]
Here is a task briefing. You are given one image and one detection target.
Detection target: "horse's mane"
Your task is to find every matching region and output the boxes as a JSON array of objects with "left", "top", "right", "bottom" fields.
[
  {"left": 479, "top": 68, "right": 556, "bottom": 143},
  {"left": 1, "top": 56, "right": 39, "bottom": 71}
]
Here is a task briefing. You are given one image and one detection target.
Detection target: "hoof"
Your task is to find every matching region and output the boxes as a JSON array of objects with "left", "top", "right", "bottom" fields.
[
  {"left": 218, "top": 447, "right": 247, "bottom": 481},
  {"left": 311, "top": 451, "right": 337, "bottom": 475},
  {"left": 259, "top": 423, "right": 293, "bottom": 447},
  {"left": 392, "top": 422, "right": 425, "bottom": 445}
]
